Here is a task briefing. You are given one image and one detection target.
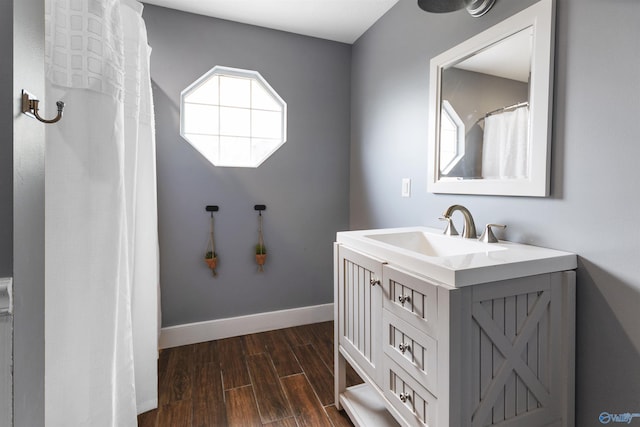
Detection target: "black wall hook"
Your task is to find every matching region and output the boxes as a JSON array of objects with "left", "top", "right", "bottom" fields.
[
  {"left": 206, "top": 205, "right": 219, "bottom": 217},
  {"left": 254, "top": 205, "right": 266, "bottom": 215}
]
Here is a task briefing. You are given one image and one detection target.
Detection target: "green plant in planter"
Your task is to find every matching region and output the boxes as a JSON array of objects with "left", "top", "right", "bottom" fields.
[
  {"left": 255, "top": 244, "right": 267, "bottom": 255},
  {"left": 205, "top": 251, "right": 217, "bottom": 259}
]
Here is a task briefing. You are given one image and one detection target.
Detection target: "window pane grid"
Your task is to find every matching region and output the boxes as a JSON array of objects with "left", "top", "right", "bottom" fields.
[
  {"left": 185, "top": 101, "right": 281, "bottom": 114},
  {"left": 184, "top": 132, "right": 280, "bottom": 142}
]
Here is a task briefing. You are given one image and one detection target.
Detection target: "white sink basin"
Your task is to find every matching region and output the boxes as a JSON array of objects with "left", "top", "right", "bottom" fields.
[
  {"left": 336, "top": 227, "right": 576, "bottom": 287},
  {"left": 365, "top": 230, "right": 506, "bottom": 257}
]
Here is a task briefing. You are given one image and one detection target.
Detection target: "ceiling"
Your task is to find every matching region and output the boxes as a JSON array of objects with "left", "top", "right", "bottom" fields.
[
  {"left": 141, "top": 0, "right": 399, "bottom": 44},
  {"left": 454, "top": 27, "right": 533, "bottom": 82}
]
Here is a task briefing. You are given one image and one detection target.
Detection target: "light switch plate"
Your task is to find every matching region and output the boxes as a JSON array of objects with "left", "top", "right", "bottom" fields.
[{"left": 401, "top": 178, "right": 411, "bottom": 197}]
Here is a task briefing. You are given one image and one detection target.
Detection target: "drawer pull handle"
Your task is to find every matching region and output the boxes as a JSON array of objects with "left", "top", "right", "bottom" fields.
[
  {"left": 370, "top": 278, "right": 380, "bottom": 286},
  {"left": 398, "top": 295, "right": 411, "bottom": 304},
  {"left": 398, "top": 343, "right": 411, "bottom": 353},
  {"left": 399, "top": 392, "right": 411, "bottom": 403}
]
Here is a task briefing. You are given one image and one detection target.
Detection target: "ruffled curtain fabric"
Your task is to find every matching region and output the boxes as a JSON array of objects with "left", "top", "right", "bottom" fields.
[{"left": 44, "top": 0, "right": 159, "bottom": 425}]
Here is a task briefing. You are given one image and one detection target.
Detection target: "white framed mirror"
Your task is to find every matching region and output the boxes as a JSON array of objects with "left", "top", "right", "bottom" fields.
[{"left": 427, "top": 0, "right": 555, "bottom": 196}]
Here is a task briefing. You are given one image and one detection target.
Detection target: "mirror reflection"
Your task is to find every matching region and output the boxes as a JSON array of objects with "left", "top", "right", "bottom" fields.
[{"left": 438, "top": 27, "right": 533, "bottom": 180}]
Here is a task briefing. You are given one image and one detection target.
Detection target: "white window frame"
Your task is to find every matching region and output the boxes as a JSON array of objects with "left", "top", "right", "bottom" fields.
[
  {"left": 439, "top": 100, "right": 465, "bottom": 175},
  {"left": 180, "top": 65, "right": 287, "bottom": 168}
]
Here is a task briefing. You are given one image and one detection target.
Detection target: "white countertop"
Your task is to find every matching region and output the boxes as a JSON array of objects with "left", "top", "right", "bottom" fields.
[{"left": 336, "top": 227, "right": 577, "bottom": 288}]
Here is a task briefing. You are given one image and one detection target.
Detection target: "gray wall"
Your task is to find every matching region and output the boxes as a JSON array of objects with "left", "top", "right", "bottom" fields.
[
  {"left": 11, "top": 0, "right": 46, "bottom": 425},
  {"left": 351, "top": 0, "right": 640, "bottom": 424},
  {"left": 0, "top": 0, "right": 12, "bottom": 278},
  {"left": 143, "top": 5, "right": 351, "bottom": 327},
  {"left": 442, "top": 68, "right": 528, "bottom": 129},
  {"left": 0, "top": 4, "right": 12, "bottom": 427}
]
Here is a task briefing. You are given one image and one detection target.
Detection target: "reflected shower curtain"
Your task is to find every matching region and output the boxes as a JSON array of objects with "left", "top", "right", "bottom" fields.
[
  {"left": 44, "top": 0, "right": 159, "bottom": 425},
  {"left": 482, "top": 106, "right": 530, "bottom": 179}
]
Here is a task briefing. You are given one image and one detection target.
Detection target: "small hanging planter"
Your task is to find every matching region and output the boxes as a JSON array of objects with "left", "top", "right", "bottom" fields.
[
  {"left": 255, "top": 205, "right": 267, "bottom": 272},
  {"left": 204, "top": 205, "right": 219, "bottom": 277},
  {"left": 255, "top": 244, "right": 267, "bottom": 270},
  {"left": 205, "top": 251, "right": 218, "bottom": 270}
]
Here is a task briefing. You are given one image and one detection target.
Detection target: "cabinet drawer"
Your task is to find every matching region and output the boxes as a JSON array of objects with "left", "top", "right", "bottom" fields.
[
  {"left": 383, "top": 265, "right": 438, "bottom": 337},
  {"left": 383, "top": 310, "right": 437, "bottom": 395},
  {"left": 384, "top": 357, "right": 437, "bottom": 427}
]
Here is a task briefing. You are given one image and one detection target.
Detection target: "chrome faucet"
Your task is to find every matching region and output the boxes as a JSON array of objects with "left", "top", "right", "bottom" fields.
[{"left": 442, "top": 205, "right": 477, "bottom": 239}]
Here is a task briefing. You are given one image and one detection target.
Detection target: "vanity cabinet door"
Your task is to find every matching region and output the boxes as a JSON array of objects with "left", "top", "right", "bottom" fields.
[{"left": 336, "top": 245, "right": 386, "bottom": 385}]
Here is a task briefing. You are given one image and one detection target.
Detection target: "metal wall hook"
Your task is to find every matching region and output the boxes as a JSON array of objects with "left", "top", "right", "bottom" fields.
[
  {"left": 254, "top": 204, "right": 266, "bottom": 216},
  {"left": 21, "top": 90, "right": 65, "bottom": 124}
]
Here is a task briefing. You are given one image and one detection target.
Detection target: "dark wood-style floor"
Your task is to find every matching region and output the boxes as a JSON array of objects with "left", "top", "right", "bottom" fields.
[{"left": 137, "top": 321, "right": 362, "bottom": 427}]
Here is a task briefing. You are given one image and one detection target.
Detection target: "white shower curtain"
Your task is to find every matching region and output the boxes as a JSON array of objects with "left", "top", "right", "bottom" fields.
[
  {"left": 44, "top": 0, "right": 159, "bottom": 425},
  {"left": 482, "top": 106, "right": 530, "bottom": 179}
]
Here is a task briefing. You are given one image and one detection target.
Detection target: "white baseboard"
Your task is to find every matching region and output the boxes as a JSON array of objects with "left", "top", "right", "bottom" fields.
[{"left": 159, "top": 303, "right": 334, "bottom": 349}]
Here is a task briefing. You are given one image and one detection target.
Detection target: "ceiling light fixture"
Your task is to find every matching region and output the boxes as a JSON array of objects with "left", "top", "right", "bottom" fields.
[{"left": 417, "top": 0, "right": 495, "bottom": 17}]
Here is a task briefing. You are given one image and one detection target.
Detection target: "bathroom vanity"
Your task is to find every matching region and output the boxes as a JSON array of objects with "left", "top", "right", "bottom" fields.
[{"left": 334, "top": 227, "right": 576, "bottom": 427}]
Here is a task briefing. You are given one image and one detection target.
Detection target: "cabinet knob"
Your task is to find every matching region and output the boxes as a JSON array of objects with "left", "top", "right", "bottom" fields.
[
  {"left": 398, "top": 295, "right": 411, "bottom": 304},
  {"left": 370, "top": 278, "right": 380, "bottom": 286},
  {"left": 398, "top": 342, "right": 411, "bottom": 353},
  {"left": 399, "top": 392, "right": 411, "bottom": 403}
]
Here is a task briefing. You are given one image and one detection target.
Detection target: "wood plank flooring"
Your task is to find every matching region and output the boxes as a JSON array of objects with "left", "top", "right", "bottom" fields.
[{"left": 138, "top": 321, "right": 362, "bottom": 427}]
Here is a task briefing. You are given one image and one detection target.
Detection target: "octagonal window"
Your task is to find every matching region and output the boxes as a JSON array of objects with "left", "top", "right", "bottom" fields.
[
  {"left": 439, "top": 100, "right": 465, "bottom": 175},
  {"left": 181, "top": 66, "right": 287, "bottom": 167}
]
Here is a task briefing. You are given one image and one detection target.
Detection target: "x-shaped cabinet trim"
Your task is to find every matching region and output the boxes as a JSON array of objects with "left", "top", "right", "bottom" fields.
[{"left": 471, "top": 290, "right": 552, "bottom": 427}]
